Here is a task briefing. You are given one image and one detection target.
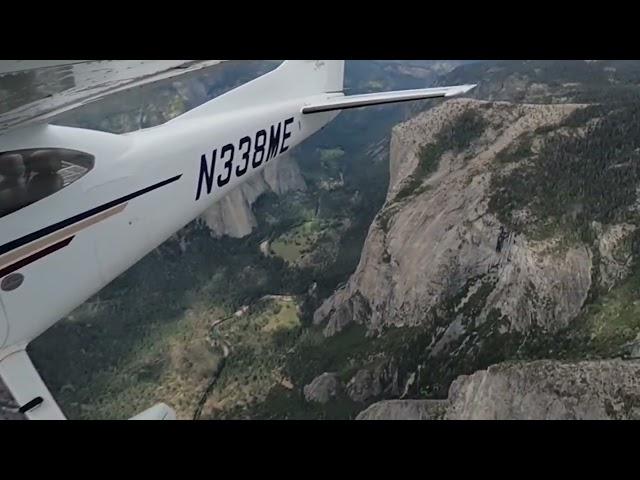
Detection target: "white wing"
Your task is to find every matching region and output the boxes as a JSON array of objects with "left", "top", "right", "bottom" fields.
[
  {"left": 0, "top": 61, "right": 92, "bottom": 75},
  {"left": 301, "top": 84, "right": 476, "bottom": 114},
  {"left": 0, "top": 60, "right": 229, "bottom": 135}
]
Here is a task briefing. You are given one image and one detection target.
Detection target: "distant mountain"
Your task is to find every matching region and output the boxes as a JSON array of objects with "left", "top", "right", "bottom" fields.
[
  {"left": 437, "top": 60, "right": 640, "bottom": 103},
  {"left": 345, "top": 60, "right": 470, "bottom": 93}
]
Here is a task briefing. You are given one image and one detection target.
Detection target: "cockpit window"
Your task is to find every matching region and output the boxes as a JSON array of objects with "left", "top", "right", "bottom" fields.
[{"left": 0, "top": 148, "right": 94, "bottom": 218}]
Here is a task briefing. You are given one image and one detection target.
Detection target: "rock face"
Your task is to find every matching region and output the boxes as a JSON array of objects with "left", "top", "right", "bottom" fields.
[
  {"left": 595, "top": 222, "right": 636, "bottom": 291},
  {"left": 356, "top": 399, "right": 447, "bottom": 420},
  {"left": 315, "top": 99, "right": 593, "bottom": 339},
  {"left": 311, "top": 96, "right": 640, "bottom": 406},
  {"left": 346, "top": 369, "right": 381, "bottom": 403},
  {"left": 303, "top": 373, "right": 343, "bottom": 404},
  {"left": 446, "top": 360, "right": 640, "bottom": 420},
  {"left": 200, "top": 154, "right": 306, "bottom": 238},
  {"left": 346, "top": 360, "right": 400, "bottom": 402},
  {"left": 357, "top": 359, "right": 640, "bottom": 420}
]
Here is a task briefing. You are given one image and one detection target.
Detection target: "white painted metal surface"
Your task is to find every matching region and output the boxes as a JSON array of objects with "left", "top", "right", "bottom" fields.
[
  {"left": 301, "top": 84, "right": 477, "bottom": 113},
  {"left": 0, "top": 61, "right": 92, "bottom": 75},
  {"left": 0, "top": 60, "right": 227, "bottom": 134},
  {"left": 0, "top": 346, "right": 65, "bottom": 419},
  {"left": 130, "top": 403, "right": 177, "bottom": 420},
  {"left": 0, "top": 60, "right": 474, "bottom": 419}
]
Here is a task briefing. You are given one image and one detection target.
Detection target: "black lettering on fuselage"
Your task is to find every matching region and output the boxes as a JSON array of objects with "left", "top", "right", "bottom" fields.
[
  {"left": 217, "top": 143, "right": 235, "bottom": 187},
  {"left": 236, "top": 136, "right": 251, "bottom": 176},
  {"left": 196, "top": 150, "right": 216, "bottom": 201},
  {"left": 280, "top": 117, "right": 294, "bottom": 154},
  {"left": 266, "top": 123, "right": 281, "bottom": 161},
  {"left": 253, "top": 130, "right": 267, "bottom": 168},
  {"left": 196, "top": 116, "right": 296, "bottom": 201}
]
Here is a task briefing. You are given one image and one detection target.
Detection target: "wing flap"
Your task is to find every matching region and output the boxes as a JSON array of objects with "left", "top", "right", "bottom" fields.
[{"left": 301, "top": 84, "right": 476, "bottom": 114}]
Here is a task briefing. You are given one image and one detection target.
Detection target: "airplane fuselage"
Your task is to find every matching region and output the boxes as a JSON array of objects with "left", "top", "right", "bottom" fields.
[
  {"left": 0, "top": 97, "right": 337, "bottom": 351},
  {"left": 0, "top": 59, "right": 475, "bottom": 420}
]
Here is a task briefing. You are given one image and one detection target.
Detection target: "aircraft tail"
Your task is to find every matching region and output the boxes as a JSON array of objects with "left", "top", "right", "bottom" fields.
[{"left": 171, "top": 60, "right": 345, "bottom": 122}]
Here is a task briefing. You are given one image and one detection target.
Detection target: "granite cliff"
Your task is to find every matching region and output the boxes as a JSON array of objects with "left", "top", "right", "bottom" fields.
[
  {"left": 358, "top": 360, "right": 640, "bottom": 420},
  {"left": 200, "top": 154, "right": 306, "bottom": 238},
  {"left": 315, "top": 99, "right": 594, "bottom": 337},
  {"left": 312, "top": 93, "right": 640, "bottom": 407}
]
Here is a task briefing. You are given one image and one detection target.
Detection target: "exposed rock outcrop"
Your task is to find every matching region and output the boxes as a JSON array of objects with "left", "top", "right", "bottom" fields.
[
  {"left": 356, "top": 399, "right": 447, "bottom": 420},
  {"left": 314, "top": 99, "right": 593, "bottom": 342},
  {"left": 308, "top": 97, "right": 640, "bottom": 407},
  {"left": 303, "top": 372, "right": 343, "bottom": 404},
  {"left": 346, "top": 359, "right": 400, "bottom": 403},
  {"left": 346, "top": 369, "right": 381, "bottom": 403},
  {"left": 357, "top": 359, "right": 640, "bottom": 420},
  {"left": 594, "top": 222, "right": 636, "bottom": 291},
  {"left": 446, "top": 359, "right": 640, "bottom": 420},
  {"left": 200, "top": 154, "right": 306, "bottom": 238}
]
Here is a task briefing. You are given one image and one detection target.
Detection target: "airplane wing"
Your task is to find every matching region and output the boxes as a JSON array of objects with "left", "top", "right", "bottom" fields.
[
  {"left": 0, "top": 61, "right": 94, "bottom": 75},
  {"left": 0, "top": 60, "right": 229, "bottom": 135},
  {"left": 301, "top": 84, "right": 476, "bottom": 114}
]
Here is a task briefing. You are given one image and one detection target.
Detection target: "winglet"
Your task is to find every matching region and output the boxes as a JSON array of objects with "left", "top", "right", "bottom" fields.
[{"left": 444, "top": 84, "right": 477, "bottom": 96}]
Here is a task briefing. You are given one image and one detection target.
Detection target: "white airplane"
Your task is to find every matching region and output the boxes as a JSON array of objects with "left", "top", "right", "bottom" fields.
[{"left": 0, "top": 60, "right": 475, "bottom": 420}]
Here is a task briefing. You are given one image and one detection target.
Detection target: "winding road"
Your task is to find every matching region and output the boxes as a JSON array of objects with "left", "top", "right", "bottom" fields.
[{"left": 192, "top": 316, "right": 233, "bottom": 420}]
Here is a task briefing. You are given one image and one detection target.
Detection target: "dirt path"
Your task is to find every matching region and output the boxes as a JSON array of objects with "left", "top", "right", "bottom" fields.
[{"left": 192, "top": 316, "right": 233, "bottom": 420}]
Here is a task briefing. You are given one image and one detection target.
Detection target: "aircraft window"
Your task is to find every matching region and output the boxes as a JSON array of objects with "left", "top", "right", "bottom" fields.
[{"left": 0, "top": 148, "right": 94, "bottom": 218}]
